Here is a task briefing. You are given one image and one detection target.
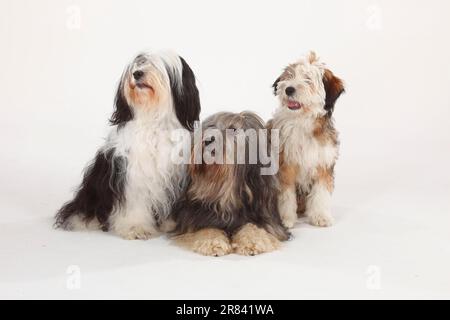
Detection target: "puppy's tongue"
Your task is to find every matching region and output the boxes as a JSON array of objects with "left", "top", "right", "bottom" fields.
[{"left": 287, "top": 101, "right": 301, "bottom": 110}]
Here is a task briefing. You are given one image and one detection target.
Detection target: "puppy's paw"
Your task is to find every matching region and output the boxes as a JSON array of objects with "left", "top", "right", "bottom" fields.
[
  {"left": 281, "top": 213, "right": 297, "bottom": 229},
  {"left": 232, "top": 224, "right": 281, "bottom": 256},
  {"left": 308, "top": 212, "right": 334, "bottom": 227},
  {"left": 175, "top": 229, "right": 232, "bottom": 257},
  {"left": 117, "top": 226, "right": 155, "bottom": 240}
]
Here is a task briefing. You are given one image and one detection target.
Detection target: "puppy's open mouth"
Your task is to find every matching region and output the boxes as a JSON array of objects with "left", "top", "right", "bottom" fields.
[{"left": 286, "top": 100, "right": 302, "bottom": 110}]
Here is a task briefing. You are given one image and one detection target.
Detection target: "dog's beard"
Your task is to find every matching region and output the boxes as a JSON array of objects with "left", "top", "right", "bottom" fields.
[{"left": 188, "top": 164, "right": 239, "bottom": 216}]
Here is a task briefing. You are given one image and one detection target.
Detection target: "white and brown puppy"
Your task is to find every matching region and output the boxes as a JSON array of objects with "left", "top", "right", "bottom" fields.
[
  {"left": 170, "top": 112, "right": 290, "bottom": 256},
  {"left": 55, "top": 51, "right": 201, "bottom": 239},
  {"left": 269, "top": 52, "right": 345, "bottom": 228}
]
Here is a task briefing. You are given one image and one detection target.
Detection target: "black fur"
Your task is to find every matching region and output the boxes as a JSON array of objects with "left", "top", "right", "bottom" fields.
[
  {"left": 110, "top": 82, "right": 133, "bottom": 126},
  {"left": 272, "top": 77, "right": 281, "bottom": 95},
  {"left": 168, "top": 56, "right": 201, "bottom": 131},
  {"left": 54, "top": 149, "right": 126, "bottom": 231},
  {"left": 170, "top": 112, "right": 290, "bottom": 242}
]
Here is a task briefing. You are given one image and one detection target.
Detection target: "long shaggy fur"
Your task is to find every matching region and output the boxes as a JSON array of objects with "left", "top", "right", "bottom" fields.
[
  {"left": 270, "top": 52, "right": 345, "bottom": 228},
  {"left": 55, "top": 51, "right": 201, "bottom": 239},
  {"left": 170, "top": 112, "right": 290, "bottom": 256}
]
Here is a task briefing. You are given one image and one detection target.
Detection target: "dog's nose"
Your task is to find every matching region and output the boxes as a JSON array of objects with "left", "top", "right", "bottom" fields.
[
  {"left": 133, "top": 70, "right": 144, "bottom": 80},
  {"left": 285, "top": 87, "right": 296, "bottom": 96}
]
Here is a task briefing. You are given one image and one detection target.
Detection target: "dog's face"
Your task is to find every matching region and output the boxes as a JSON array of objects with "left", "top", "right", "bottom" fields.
[
  {"left": 123, "top": 53, "right": 169, "bottom": 109},
  {"left": 272, "top": 52, "right": 344, "bottom": 117},
  {"left": 192, "top": 112, "right": 265, "bottom": 171},
  {"left": 188, "top": 112, "right": 266, "bottom": 207},
  {"left": 110, "top": 51, "right": 201, "bottom": 130}
]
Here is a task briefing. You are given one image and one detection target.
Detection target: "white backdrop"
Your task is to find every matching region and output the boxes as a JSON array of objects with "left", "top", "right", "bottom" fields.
[{"left": 1, "top": 0, "right": 449, "bottom": 299}]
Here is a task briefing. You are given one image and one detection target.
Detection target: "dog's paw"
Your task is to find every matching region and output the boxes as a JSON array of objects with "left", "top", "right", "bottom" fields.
[
  {"left": 117, "top": 226, "right": 155, "bottom": 240},
  {"left": 192, "top": 237, "right": 232, "bottom": 257},
  {"left": 232, "top": 224, "right": 281, "bottom": 256},
  {"left": 281, "top": 214, "right": 297, "bottom": 229},
  {"left": 175, "top": 229, "right": 232, "bottom": 257},
  {"left": 56, "top": 214, "right": 101, "bottom": 231},
  {"left": 308, "top": 212, "right": 334, "bottom": 227}
]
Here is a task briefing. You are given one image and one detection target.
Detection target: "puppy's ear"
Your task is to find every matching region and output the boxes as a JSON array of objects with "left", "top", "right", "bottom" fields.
[
  {"left": 323, "top": 69, "right": 345, "bottom": 116},
  {"left": 272, "top": 77, "right": 281, "bottom": 95},
  {"left": 110, "top": 78, "right": 133, "bottom": 126},
  {"left": 171, "top": 57, "right": 201, "bottom": 131}
]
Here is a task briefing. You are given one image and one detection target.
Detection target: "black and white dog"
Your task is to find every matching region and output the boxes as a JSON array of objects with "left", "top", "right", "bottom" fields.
[{"left": 55, "top": 51, "right": 201, "bottom": 240}]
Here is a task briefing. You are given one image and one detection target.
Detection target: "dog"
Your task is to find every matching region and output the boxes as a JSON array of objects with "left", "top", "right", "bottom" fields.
[
  {"left": 169, "top": 112, "right": 290, "bottom": 256},
  {"left": 269, "top": 52, "right": 345, "bottom": 228},
  {"left": 55, "top": 51, "right": 201, "bottom": 239}
]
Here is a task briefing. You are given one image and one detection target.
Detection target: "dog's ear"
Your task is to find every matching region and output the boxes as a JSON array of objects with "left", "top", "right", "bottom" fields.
[
  {"left": 110, "top": 78, "right": 133, "bottom": 127},
  {"left": 323, "top": 69, "right": 345, "bottom": 116},
  {"left": 171, "top": 56, "right": 201, "bottom": 131},
  {"left": 272, "top": 76, "right": 281, "bottom": 95}
]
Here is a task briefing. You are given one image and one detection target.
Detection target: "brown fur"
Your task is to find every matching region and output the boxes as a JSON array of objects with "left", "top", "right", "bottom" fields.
[
  {"left": 313, "top": 116, "right": 339, "bottom": 146},
  {"left": 296, "top": 191, "right": 307, "bottom": 215},
  {"left": 316, "top": 166, "right": 335, "bottom": 192},
  {"left": 231, "top": 223, "right": 281, "bottom": 256},
  {"left": 174, "top": 228, "right": 232, "bottom": 257},
  {"left": 125, "top": 72, "right": 163, "bottom": 109},
  {"left": 278, "top": 153, "right": 299, "bottom": 190},
  {"left": 323, "top": 68, "right": 345, "bottom": 115}
]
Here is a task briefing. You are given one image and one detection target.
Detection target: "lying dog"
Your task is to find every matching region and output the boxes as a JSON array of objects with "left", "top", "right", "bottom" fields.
[{"left": 170, "top": 112, "right": 290, "bottom": 256}]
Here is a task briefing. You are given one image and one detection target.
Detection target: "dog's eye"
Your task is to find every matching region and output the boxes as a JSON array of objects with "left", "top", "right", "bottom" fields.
[{"left": 204, "top": 136, "right": 215, "bottom": 146}]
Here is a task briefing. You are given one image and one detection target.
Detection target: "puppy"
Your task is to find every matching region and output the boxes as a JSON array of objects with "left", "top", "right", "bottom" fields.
[
  {"left": 55, "top": 51, "right": 201, "bottom": 239},
  {"left": 170, "top": 112, "right": 290, "bottom": 256},
  {"left": 269, "top": 52, "right": 345, "bottom": 228}
]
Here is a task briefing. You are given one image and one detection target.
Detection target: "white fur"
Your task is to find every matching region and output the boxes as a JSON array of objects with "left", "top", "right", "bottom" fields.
[
  {"left": 306, "top": 182, "right": 334, "bottom": 227},
  {"left": 109, "top": 52, "right": 188, "bottom": 239},
  {"left": 107, "top": 111, "right": 188, "bottom": 239},
  {"left": 65, "top": 215, "right": 101, "bottom": 231},
  {"left": 274, "top": 111, "right": 338, "bottom": 193},
  {"left": 278, "top": 185, "right": 297, "bottom": 228}
]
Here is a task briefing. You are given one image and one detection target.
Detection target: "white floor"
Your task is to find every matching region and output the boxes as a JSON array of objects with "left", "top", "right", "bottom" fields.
[{"left": 1, "top": 136, "right": 449, "bottom": 299}]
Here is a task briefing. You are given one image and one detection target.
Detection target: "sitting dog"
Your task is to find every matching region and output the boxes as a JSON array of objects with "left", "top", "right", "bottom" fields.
[
  {"left": 170, "top": 112, "right": 290, "bottom": 256},
  {"left": 55, "top": 51, "right": 201, "bottom": 239},
  {"left": 269, "top": 52, "right": 345, "bottom": 228}
]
